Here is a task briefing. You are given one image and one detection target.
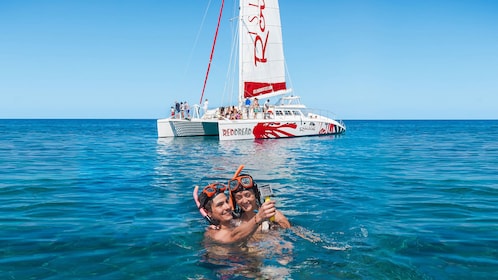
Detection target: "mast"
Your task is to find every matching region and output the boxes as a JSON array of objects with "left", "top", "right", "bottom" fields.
[
  {"left": 238, "top": 0, "right": 244, "bottom": 107},
  {"left": 199, "top": 0, "right": 225, "bottom": 105}
]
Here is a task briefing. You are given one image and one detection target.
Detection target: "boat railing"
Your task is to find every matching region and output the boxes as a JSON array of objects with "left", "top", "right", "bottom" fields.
[
  {"left": 192, "top": 104, "right": 201, "bottom": 119},
  {"left": 301, "top": 107, "right": 345, "bottom": 123},
  {"left": 201, "top": 108, "right": 219, "bottom": 120},
  {"left": 199, "top": 105, "right": 345, "bottom": 128}
]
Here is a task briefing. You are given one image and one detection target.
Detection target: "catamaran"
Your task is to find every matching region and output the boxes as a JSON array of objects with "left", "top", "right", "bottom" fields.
[{"left": 157, "top": 0, "right": 346, "bottom": 140}]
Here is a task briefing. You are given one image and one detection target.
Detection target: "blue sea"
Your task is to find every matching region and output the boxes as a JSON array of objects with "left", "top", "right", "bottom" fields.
[{"left": 1, "top": 119, "right": 497, "bottom": 279}]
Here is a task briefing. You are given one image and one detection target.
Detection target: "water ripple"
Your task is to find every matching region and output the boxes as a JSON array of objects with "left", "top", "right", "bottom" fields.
[{"left": 1, "top": 120, "right": 498, "bottom": 279}]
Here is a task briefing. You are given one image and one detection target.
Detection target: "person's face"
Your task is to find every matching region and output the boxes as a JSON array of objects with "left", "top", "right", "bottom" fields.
[
  {"left": 234, "top": 189, "right": 257, "bottom": 212},
  {"left": 208, "top": 193, "right": 232, "bottom": 222}
]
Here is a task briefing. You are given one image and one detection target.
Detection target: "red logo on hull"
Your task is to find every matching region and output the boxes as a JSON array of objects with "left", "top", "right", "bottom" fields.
[
  {"left": 319, "top": 123, "right": 336, "bottom": 135},
  {"left": 253, "top": 122, "right": 297, "bottom": 138}
]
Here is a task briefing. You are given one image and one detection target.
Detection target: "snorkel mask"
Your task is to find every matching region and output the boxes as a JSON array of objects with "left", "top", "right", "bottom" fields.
[
  {"left": 198, "top": 183, "right": 228, "bottom": 209},
  {"left": 229, "top": 174, "right": 262, "bottom": 208}
]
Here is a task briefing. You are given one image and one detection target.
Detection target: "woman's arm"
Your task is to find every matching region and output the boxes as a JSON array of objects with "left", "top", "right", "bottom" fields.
[{"left": 275, "top": 210, "right": 291, "bottom": 228}]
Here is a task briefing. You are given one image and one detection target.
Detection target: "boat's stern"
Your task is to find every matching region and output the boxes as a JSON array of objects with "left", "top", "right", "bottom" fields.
[
  {"left": 335, "top": 119, "right": 347, "bottom": 134},
  {"left": 157, "top": 118, "right": 175, "bottom": 137}
]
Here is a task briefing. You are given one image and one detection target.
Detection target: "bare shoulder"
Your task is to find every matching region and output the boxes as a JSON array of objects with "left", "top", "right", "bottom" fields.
[{"left": 205, "top": 227, "right": 232, "bottom": 244}]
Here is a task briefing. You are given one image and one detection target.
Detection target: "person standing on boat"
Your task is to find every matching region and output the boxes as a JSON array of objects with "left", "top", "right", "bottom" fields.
[
  {"left": 175, "top": 101, "right": 180, "bottom": 119},
  {"left": 245, "top": 97, "right": 251, "bottom": 119},
  {"left": 253, "top": 98, "right": 260, "bottom": 119},
  {"left": 184, "top": 101, "right": 190, "bottom": 119},
  {"left": 263, "top": 99, "right": 270, "bottom": 119},
  {"left": 203, "top": 99, "right": 209, "bottom": 115},
  {"left": 180, "top": 102, "right": 185, "bottom": 119}
]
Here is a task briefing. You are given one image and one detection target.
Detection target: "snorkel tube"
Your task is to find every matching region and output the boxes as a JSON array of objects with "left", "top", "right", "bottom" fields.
[
  {"left": 229, "top": 165, "right": 245, "bottom": 210},
  {"left": 193, "top": 185, "right": 215, "bottom": 225}
]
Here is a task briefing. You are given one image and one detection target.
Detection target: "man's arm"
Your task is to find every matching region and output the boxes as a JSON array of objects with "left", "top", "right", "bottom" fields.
[
  {"left": 207, "top": 201, "right": 276, "bottom": 244},
  {"left": 227, "top": 200, "right": 275, "bottom": 242}
]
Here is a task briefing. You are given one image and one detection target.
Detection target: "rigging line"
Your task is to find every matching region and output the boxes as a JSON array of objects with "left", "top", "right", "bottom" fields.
[
  {"left": 199, "top": 0, "right": 225, "bottom": 105},
  {"left": 184, "top": 0, "right": 212, "bottom": 76},
  {"left": 221, "top": 16, "right": 240, "bottom": 107}
]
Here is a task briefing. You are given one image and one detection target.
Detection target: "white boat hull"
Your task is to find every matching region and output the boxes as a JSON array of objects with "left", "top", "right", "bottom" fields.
[{"left": 157, "top": 115, "right": 345, "bottom": 140}]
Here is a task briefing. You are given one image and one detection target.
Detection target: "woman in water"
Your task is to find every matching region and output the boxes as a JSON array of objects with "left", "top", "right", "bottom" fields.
[{"left": 229, "top": 174, "right": 291, "bottom": 231}]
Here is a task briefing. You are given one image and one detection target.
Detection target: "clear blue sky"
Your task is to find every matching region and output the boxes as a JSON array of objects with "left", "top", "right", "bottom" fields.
[{"left": 1, "top": 0, "right": 497, "bottom": 119}]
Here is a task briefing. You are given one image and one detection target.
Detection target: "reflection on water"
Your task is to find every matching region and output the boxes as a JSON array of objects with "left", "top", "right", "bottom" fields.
[{"left": 156, "top": 135, "right": 341, "bottom": 182}]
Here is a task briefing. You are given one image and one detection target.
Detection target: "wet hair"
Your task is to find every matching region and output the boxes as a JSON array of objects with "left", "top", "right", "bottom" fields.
[
  {"left": 198, "top": 191, "right": 225, "bottom": 212},
  {"left": 198, "top": 192, "right": 211, "bottom": 211}
]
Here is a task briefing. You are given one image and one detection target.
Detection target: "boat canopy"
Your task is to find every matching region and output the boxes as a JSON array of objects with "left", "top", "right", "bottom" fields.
[{"left": 276, "top": 95, "right": 306, "bottom": 108}]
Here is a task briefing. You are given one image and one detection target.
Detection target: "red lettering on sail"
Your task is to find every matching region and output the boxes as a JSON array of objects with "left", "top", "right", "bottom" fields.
[
  {"left": 244, "top": 81, "right": 287, "bottom": 98},
  {"left": 250, "top": 31, "right": 269, "bottom": 65},
  {"left": 247, "top": 1, "right": 268, "bottom": 66}
]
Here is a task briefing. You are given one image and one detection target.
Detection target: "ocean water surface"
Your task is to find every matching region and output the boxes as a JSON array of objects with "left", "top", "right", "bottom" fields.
[{"left": 1, "top": 119, "right": 497, "bottom": 279}]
